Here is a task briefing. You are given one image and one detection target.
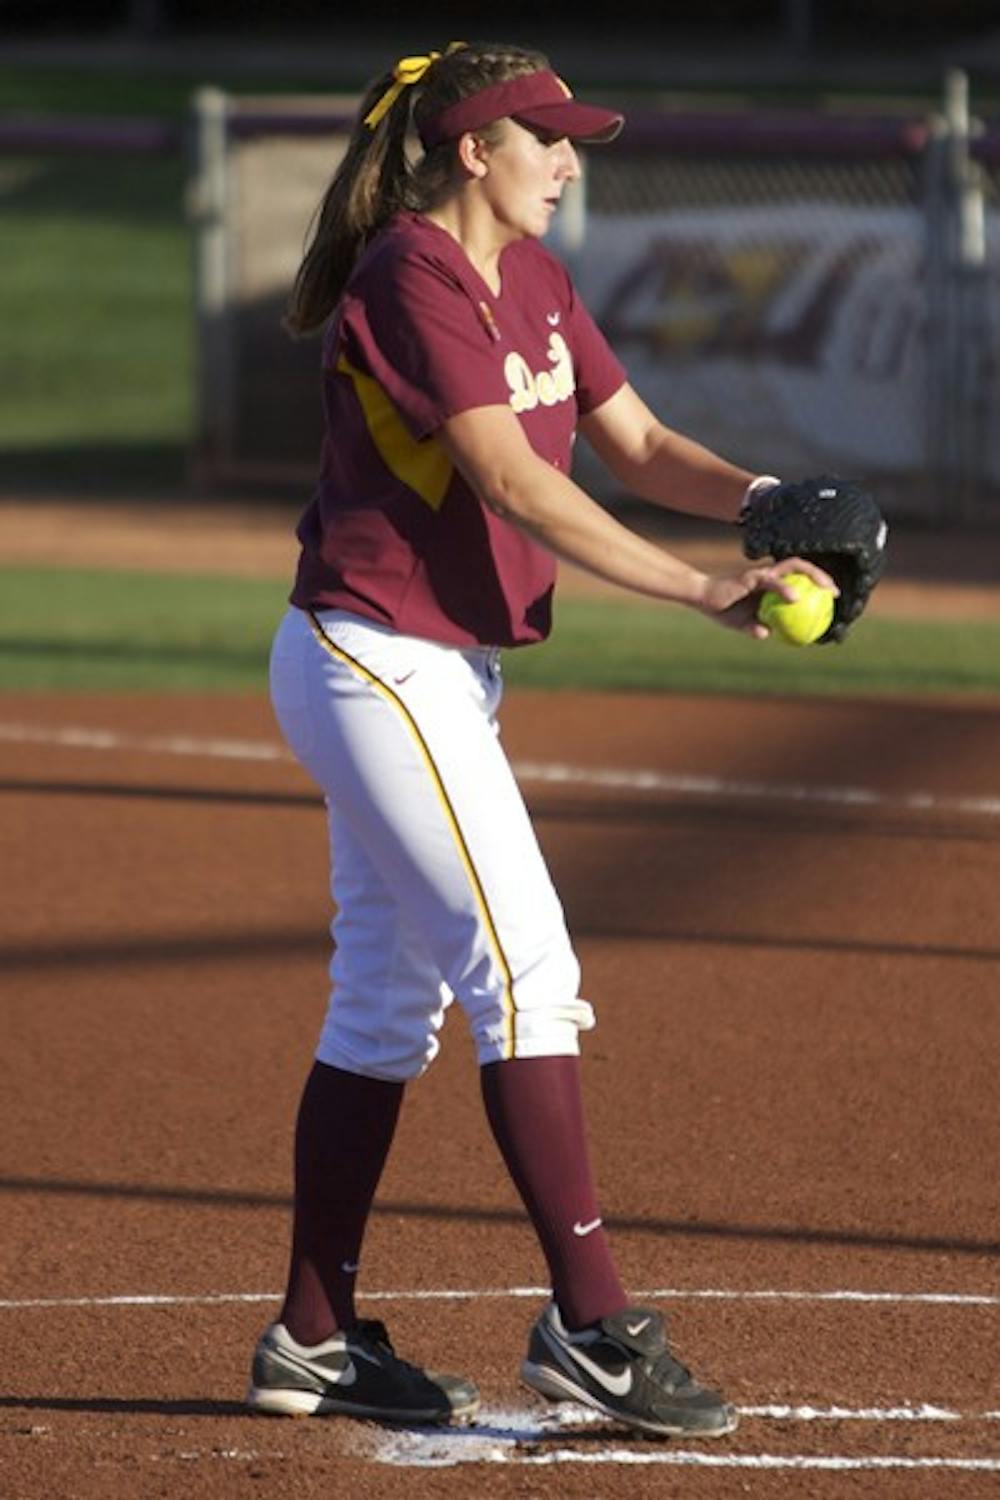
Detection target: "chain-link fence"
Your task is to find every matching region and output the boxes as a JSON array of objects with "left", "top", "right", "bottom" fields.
[
  {"left": 189, "top": 77, "right": 999, "bottom": 523},
  {"left": 187, "top": 93, "right": 356, "bottom": 488},
  {"left": 962, "top": 124, "right": 1000, "bottom": 518}
]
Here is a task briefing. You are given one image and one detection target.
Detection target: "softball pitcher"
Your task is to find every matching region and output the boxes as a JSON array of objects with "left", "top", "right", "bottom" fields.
[{"left": 246, "top": 39, "right": 884, "bottom": 1437}]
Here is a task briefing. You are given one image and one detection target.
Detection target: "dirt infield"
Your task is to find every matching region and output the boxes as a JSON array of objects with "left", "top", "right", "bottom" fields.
[{"left": 2, "top": 684, "right": 999, "bottom": 1497}]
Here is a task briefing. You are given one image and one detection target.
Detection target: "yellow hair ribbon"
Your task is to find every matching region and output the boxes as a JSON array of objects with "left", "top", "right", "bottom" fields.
[
  {"left": 362, "top": 42, "right": 466, "bottom": 130},
  {"left": 364, "top": 53, "right": 439, "bottom": 129}
]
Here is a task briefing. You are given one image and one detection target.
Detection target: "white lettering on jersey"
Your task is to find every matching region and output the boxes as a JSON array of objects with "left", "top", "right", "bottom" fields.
[{"left": 505, "top": 332, "right": 575, "bottom": 413}]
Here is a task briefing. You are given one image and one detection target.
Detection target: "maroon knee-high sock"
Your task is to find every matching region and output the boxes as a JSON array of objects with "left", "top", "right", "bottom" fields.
[
  {"left": 279, "top": 1060, "right": 404, "bottom": 1345},
  {"left": 480, "top": 1055, "right": 627, "bottom": 1330}
]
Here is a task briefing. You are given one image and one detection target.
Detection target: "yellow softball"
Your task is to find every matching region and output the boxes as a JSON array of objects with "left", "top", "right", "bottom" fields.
[{"left": 757, "top": 572, "right": 835, "bottom": 646}]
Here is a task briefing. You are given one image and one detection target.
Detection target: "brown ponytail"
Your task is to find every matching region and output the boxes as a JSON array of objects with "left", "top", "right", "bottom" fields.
[
  {"left": 283, "top": 69, "right": 412, "bottom": 336},
  {"left": 284, "top": 41, "right": 549, "bottom": 337}
]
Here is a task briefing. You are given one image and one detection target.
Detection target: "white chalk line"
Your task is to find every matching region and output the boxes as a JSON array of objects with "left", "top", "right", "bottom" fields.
[
  {"left": 3, "top": 1282, "right": 999, "bottom": 1311},
  {"left": 21, "top": 1430, "right": 1000, "bottom": 1474},
  {"left": 0, "top": 722, "right": 292, "bottom": 764},
  {"left": 514, "top": 759, "right": 1000, "bottom": 820},
  {"left": 4, "top": 1275, "right": 996, "bottom": 1469},
  {"left": 371, "top": 1403, "right": 1000, "bottom": 1470},
  {"left": 3, "top": 723, "right": 995, "bottom": 1473},
  {"left": 381, "top": 1447, "right": 1000, "bottom": 1472},
  {"left": 14, "top": 1404, "right": 1000, "bottom": 1474},
  {"left": 372, "top": 1404, "right": 1000, "bottom": 1470},
  {"left": 2, "top": 720, "right": 1000, "bottom": 820},
  {"left": 5, "top": 1277, "right": 998, "bottom": 1433}
]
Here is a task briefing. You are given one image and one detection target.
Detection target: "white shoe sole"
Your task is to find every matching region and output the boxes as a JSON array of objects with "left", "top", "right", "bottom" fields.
[{"left": 246, "top": 1382, "right": 479, "bottom": 1424}]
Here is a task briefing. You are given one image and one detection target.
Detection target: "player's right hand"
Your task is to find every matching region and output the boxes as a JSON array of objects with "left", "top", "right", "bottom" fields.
[{"left": 699, "top": 557, "right": 839, "bottom": 638}]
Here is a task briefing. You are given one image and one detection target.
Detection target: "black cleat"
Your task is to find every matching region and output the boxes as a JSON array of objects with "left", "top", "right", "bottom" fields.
[
  {"left": 246, "top": 1319, "right": 479, "bottom": 1424},
  {"left": 521, "top": 1301, "right": 737, "bottom": 1438}
]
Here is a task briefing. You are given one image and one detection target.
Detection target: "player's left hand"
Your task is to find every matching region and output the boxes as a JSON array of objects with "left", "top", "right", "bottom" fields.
[
  {"left": 700, "top": 557, "right": 838, "bottom": 638},
  {"left": 740, "top": 475, "right": 888, "bottom": 642}
]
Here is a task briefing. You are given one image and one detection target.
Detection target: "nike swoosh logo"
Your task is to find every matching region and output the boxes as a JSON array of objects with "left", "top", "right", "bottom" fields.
[
  {"left": 626, "top": 1317, "right": 651, "bottom": 1337},
  {"left": 280, "top": 1346, "right": 357, "bottom": 1387},
  {"left": 573, "top": 1217, "right": 602, "bottom": 1237},
  {"left": 341, "top": 1260, "right": 359, "bottom": 1274},
  {"left": 546, "top": 312, "right": 561, "bottom": 325},
  {"left": 545, "top": 1326, "right": 632, "bottom": 1397},
  {"left": 393, "top": 670, "right": 416, "bottom": 686},
  {"left": 346, "top": 1342, "right": 385, "bottom": 1368}
]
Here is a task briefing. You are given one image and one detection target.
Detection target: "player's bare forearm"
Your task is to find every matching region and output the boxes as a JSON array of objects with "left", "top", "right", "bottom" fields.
[
  {"left": 440, "top": 405, "right": 832, "bottom": 630},
  {"left": 618, "top": 430, "right": 752, "bottom": 523},
  {"left": 486, "top": 472, "right": 834, "bottom": 637},
  {"left": 494, "top": 468, "right": 712, "bottom": 605},
  {"left": 579, "top": 384, "right": 754, "bottom": 523},
  {"left": 439, "top": 404, "right": 712, "bottom": 605}
]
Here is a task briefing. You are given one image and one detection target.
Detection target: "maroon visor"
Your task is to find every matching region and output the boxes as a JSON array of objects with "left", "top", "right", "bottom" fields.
[{"left": 418, "top": 70, "right": 624, "bottom": 150}]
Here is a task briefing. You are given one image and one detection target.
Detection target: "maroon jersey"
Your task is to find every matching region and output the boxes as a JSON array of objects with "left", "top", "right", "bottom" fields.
[{"left": 290, "top": 211, "right": 626, "bottom": 647}]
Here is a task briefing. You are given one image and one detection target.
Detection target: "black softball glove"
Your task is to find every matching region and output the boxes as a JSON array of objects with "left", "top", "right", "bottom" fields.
[{"left": 741, "top": 475, "right": 888, "bottom": 643}]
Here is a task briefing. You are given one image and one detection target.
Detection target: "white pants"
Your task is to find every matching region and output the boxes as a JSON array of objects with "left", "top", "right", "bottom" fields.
[{"left": 269, "top": 607, "right": 594, "bottom": 1081}]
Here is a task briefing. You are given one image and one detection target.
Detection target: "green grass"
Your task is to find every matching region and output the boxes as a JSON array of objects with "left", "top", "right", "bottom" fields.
[
  {"left": 0, "top": 64, "right": 350, "bottom": 120},
  {"left": 0, "top": 567, "right": 287, "bottom": 692},
  {"left": 3, "top": 565, "right": 999, "bottom": 698},
  {"left": 2, "top": 60, "right": 990, "bottom": 119},
  {"left": 1, "top": 60, "right": 993, "bottom": 501},
  {"left": 0, "top": 153, "right": 192, "bottom": 488},
  {"left": 511, "top": 598, "right": 1000, "bottom": 697},
  {"left": 0, "top": 59, "right": 995, "bottom": 686},
  {"left": 0, "top": 65, "right": 202, "bottom": 121}
]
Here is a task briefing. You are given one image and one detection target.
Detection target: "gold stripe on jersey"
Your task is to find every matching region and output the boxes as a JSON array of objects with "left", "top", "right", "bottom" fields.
[
  {"left": 337, "top": 354, "right": 452, "bottom": 511},
  {"left": 306, "top": 610, "right": 517, "bottom": 1059}
]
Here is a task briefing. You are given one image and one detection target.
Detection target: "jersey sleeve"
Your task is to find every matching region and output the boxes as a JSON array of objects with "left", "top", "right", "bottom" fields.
[{"left": 338, "top": 252, "right": 509, "bottom": 440}]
